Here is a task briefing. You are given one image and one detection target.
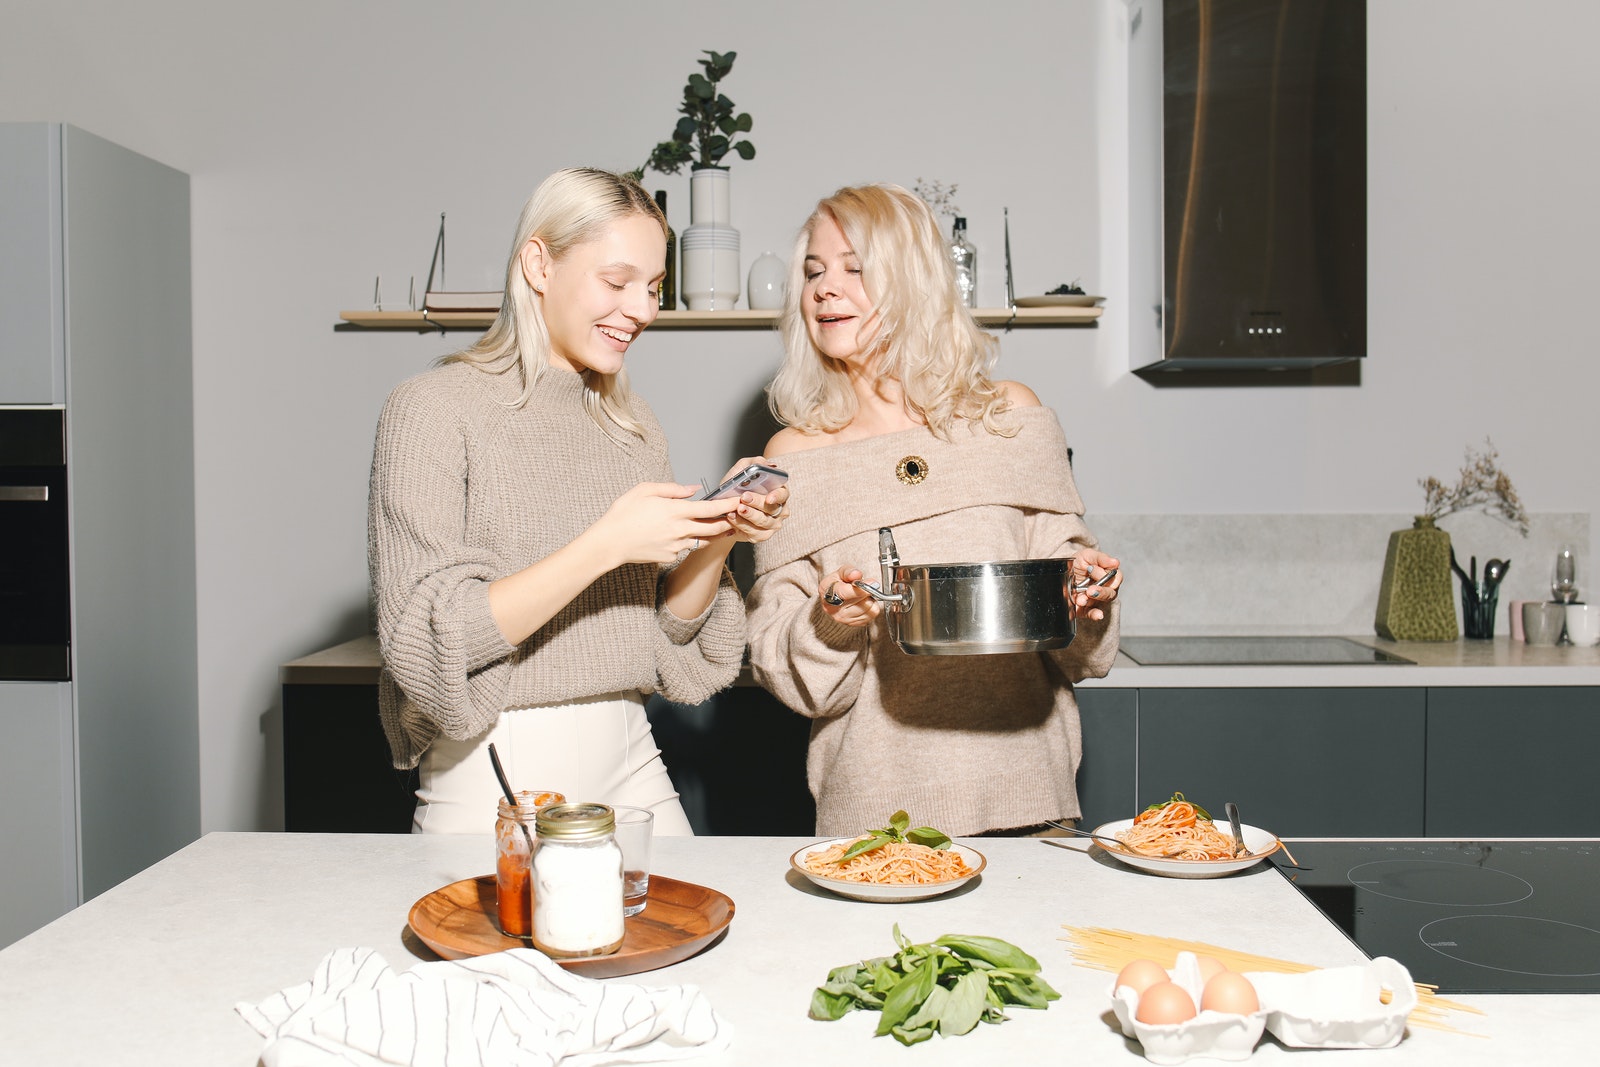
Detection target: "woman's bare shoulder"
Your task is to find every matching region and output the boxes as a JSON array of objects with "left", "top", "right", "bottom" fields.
[
  {"left": 996, "top": 380, "right": 1042, "bottom": 407},
  {"left": 765, "top": 425, "right": 836, "bottom": 459}
]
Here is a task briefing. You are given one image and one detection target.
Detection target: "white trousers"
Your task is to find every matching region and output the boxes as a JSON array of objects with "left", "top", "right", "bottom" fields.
[{"left": 413, "top": 691, "right": 694, "bottom": 836}]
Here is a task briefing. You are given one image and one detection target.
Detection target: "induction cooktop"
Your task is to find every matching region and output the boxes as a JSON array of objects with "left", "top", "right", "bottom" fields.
[
  {"left": 1119, "top": 636, "right": 1414, "bottom": 666},
  {"left": 1273, "top": 839, "right": 1600, "bottom": 993}
]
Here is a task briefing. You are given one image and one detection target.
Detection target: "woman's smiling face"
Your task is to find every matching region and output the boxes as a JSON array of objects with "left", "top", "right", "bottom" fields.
[
  {"left": 801, "top": 212, "right": 881, "bottom": 366},
  {"left": 529, "top": 212, "right": 666, "bottom": 376}
]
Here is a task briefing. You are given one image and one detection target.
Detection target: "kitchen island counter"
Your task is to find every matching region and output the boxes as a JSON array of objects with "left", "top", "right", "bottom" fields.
[
  {"left": 285, "top": 633, "right": 1600, "bottom": 689},
  {"left": 0, "top": 831, "right": 1586, "bottom": 1065}
]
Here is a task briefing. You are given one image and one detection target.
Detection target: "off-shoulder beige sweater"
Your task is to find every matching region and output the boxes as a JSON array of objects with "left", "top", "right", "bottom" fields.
[
  {"left": 746, "top": 407, "right": 1119, "bottom": 837},
  {"left": 368, "top": 361, "right": 746, "bottom": 769}
]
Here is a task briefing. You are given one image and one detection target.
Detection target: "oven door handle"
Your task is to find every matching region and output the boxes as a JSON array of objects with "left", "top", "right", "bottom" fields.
[{"left": 0, "top": 485, "right": 50, "bottom": 501}]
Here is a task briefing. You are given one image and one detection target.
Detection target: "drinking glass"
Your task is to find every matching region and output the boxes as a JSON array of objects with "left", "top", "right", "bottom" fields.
[{"left": 611, "top": 806, "right": 655, "bottom": 917}]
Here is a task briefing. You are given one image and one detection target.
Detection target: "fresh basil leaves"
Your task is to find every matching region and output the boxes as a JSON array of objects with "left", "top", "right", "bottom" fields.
[
  {"left": 837, "top": 810, "right": 953, "bottom": 863},
  {"left": 809, "top": 924, "right": 1059, "bottom": 1045}
]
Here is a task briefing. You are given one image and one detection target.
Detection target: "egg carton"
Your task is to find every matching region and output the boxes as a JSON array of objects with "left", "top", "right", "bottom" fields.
[{"left": 1108, "top": 952, "right": 1417, "bottom": 1064}]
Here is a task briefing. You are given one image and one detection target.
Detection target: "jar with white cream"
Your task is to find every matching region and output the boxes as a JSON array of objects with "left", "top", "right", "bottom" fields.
[{"left": 532, "top": 802, "right": 625, "bottom": 958}]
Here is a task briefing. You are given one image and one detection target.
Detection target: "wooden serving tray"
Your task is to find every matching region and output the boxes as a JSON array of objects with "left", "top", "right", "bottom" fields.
[{"left": 407, "top": 874, "right": 734, "bottom": 978}]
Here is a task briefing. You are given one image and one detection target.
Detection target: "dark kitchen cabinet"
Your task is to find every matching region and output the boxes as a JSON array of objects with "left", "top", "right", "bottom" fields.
[
  {"left": 1424, "top": 687, "right": 1600, "bottom": 837},
  {"left": 1076, "top": 688, "right": 1138, "bottom": 828},
  {"left": 1135, "top": 688, "right": 1427, "bottom": 837},
  {"left": 282, "top": 681, "right": 417, "bottom": 833}
]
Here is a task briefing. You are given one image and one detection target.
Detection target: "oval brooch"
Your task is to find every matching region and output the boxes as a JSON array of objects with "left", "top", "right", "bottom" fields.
[{"left": 895, "top": 455, "right": 929, "bottom": 485}]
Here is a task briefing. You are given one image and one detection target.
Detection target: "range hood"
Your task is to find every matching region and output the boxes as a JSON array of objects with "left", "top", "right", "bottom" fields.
[{"left": 1128, "top": 0, "right": 1367, "bottom": 375}]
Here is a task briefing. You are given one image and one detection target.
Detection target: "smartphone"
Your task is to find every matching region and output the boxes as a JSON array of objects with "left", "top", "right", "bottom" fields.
[{"left": 691, "top": 463, "right": 789, "bottom": 501}]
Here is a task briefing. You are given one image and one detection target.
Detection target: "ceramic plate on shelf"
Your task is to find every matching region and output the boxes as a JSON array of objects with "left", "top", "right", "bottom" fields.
[
  {"left": 789, "top": 839, "right": 986, "bottom": 902},
  {"left": 1014, "top": 293, "right": 1105, "bottom": 308},
  {"left": 1088, "top": 819, "right": 1281, "bottom": 878}
]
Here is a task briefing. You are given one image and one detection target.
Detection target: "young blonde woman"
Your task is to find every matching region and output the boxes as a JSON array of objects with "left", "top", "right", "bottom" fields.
[
  {"left": 746, "top": 183, "right": 1122, "bottom": 838},
  {"left": 369, "top": 168, "right": 787, "bottom": 834}
]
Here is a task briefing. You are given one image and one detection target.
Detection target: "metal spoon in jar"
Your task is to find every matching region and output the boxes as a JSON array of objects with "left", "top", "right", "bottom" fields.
[{"left": 488, "top": 742, "right": 535, "bottom": 855}]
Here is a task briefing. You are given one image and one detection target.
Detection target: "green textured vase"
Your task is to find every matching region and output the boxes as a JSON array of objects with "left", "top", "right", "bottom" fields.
[{"left": 1374, "top": 516, "right": 1458, "bottom": 641}]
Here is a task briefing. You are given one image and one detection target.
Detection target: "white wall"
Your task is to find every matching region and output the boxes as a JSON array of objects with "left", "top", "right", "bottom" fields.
[{"left": 2, "top": 1, "right": 1594, "bottom": 833}]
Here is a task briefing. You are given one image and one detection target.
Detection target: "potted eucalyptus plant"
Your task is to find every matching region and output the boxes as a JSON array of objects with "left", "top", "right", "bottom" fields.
[
  {"left": 631, "top": 49, "right": 756, "bottom": 310},
  {"left": 635, "top": 50, "right": 756, "bottom": 179}
]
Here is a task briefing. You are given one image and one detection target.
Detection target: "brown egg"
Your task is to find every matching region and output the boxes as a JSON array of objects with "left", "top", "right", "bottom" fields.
[
  {"left": 1195, "top": 954, "right": 1229, "bottom": 983},
  {"left": 1115, "top": 958, "right": 1170, "bottom": 997},
  {"left": 1135, "top": 980, "right": 1198, "bottom": 1025},
  {"left": 1200, "top": 971, "right": 1260, "bottom": 1015}
]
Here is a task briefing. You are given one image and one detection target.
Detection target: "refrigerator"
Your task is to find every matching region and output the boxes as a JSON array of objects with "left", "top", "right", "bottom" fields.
[{"left": 0, "top": 123, "right": 198, "bottom": 947}]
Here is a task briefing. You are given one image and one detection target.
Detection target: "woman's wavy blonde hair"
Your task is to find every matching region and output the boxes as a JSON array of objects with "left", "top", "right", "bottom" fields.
[
  {"left": 442, "top": 167, "right": 665, "bottom": 436},
  {"left": 767, "top": 183, "right": 1014, "bottom": 440}
]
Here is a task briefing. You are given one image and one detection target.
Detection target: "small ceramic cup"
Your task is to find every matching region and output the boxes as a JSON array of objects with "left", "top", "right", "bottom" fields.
[
  {"left": 1564, "top": 603, "right": 1600, "bottom": 647},
  {"left": 1508, "top": 599, "right": 1531, "bottom": 642},
  {"left": 1523, "top": 602, "right": 1567, "bottom": 646}
]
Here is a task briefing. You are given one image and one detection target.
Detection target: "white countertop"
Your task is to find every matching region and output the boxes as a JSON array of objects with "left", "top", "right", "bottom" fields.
[
  {"left": 285, "top": 634, "right": 1600, "bottom": 690},
  {"left": 1090, "top": 636, "right": 1600, "bottom": 688},
  {"left": 0, "top": 832, "right": 1588, "bottom": 1065}
]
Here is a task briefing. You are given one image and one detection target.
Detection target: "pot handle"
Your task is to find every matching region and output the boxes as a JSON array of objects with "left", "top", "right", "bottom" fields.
[{"left": 852, "top": 579, "right": 913, "bottom": 612}]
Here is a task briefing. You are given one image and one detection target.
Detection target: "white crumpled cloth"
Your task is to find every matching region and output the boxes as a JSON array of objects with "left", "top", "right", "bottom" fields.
[{"left": 236, "top": 947, "right": 731, "bottom": 1067}]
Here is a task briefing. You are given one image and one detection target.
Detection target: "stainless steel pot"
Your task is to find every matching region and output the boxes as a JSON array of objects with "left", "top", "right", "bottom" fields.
[{"left": 852, "top": 527, "right": 1078, "bottom": 656}]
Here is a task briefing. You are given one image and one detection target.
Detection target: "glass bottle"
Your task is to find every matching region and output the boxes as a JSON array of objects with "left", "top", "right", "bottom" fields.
[
  {"left": 949, "top": 216, "right": 977, "bottom": 308},
  {"left": 655, "top": 190, "right": 677, "bottom": 311},
  {"left": 494, "top": 789, "right": 565, "bottom": 938},
  {"left": 532, "top": 802, "right": 625, "bottom": 958}
]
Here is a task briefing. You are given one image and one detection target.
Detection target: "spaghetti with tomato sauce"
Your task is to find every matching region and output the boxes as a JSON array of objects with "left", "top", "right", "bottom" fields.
[{"left": 1114, "top": 793, "right": 1242, "bottom": 861}]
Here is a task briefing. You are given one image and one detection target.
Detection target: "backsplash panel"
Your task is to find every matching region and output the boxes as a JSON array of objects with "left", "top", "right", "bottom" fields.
[{"left": 1091, "top": 513, "right": 1589, "bottom": 635}]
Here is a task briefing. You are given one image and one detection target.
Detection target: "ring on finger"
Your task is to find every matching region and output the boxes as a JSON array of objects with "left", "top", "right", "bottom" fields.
[
  {"left": 822, "top": 582, "right": 844, "bottom": 606},
  {"left": 691, "top": 538, "right": 702, "bottom": 551}
]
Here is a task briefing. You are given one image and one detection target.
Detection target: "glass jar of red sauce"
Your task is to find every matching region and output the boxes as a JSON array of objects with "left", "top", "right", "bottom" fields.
[{"left": 494, "top": 789, "right": 565, "bottom": 937}]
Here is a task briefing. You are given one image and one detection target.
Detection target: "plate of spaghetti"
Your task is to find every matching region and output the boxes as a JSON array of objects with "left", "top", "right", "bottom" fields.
[
  {"left": 1090, "top": 793, "right": 1281, "bottom": 878},
  {"left": 790, "top": 837, "right": 987, "bottom": 902}
]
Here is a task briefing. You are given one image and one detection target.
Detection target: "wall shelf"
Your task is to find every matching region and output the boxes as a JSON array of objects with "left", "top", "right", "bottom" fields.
[{"left": 336, "top": 305, "right": 1103, "bottom": 332}]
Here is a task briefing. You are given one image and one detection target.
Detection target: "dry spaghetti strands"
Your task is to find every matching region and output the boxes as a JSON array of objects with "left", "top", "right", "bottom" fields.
[
  {"left": 804, "top": 838, "right": 974, "bottom": 885},
  {"left": 1059, "top": 926, "right": 1485, "bottom": 1037}
]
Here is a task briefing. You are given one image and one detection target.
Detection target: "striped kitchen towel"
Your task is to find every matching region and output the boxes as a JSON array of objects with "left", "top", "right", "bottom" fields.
[{"left": 236, "top": 946, "right": 731, "bottom": 1066}]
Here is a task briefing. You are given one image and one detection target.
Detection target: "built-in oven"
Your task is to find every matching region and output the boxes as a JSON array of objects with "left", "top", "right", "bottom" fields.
[{"left": 1, "top": 407, "right": 70, "bottom": 680}]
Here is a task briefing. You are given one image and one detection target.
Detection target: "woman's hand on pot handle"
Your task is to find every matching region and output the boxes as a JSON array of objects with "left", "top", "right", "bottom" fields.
[
  {"left": 819, "top": 567, "right": 882, "bottom": 628},
  {"left": 1070, "top": 549, "right": 1123, "bottom": 622}
]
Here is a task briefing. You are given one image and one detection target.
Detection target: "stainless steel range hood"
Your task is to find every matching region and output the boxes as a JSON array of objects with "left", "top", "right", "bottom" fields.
[{"left": 1128, "top": 0, "right": 1367, "bottom": 375}]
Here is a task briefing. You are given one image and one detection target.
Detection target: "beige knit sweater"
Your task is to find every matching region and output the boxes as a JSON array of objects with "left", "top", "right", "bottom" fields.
[
  {"left": 747, "top": 407, "right": 1119, "bottom": 836},
  {"left": 368, "top": 361, "right": 746, "bottom": 769}
]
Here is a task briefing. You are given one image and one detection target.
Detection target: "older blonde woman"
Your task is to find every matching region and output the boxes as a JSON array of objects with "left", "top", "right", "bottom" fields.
[
  {"left": 369, "top": 168, "right": 787, "bottom": 834},
  {"left": 746, "top": 183, "right": 1122, "bottom": 838}
]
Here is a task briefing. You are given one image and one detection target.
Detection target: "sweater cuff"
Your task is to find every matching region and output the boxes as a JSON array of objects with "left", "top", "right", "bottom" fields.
[
  {"left": 461, "top": 580, "right": 517, "bottom": 672},
  {"left": 659, "top": 586, "right": 717, "bottom": 645},
  {"left": 813, "top": 602, "right": 871, "bottom": 651}
]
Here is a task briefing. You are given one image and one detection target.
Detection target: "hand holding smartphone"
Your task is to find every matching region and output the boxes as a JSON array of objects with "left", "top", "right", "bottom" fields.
[{"left": 691, "top": 463, "right": 789, "bottom": 501}]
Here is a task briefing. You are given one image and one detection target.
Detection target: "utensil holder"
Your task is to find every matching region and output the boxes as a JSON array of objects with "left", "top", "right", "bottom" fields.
[{"left": 1461, "top": 585, "right": 1498, "bottom": 640}]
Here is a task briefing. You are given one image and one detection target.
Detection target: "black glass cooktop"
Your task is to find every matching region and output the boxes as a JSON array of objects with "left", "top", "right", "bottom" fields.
[
  {"left": 1273, "top": 840, "right": 1600, "bottom": 993},
  {"left": 1120, "top": 636, "right": 1414, "bottom": 666}
]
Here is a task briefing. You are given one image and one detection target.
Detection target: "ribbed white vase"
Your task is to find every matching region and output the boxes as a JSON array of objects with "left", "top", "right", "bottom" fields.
[
  {"left": 683, "top": 166, "right": 739, "bottom": 310},
  {"left": 681, "top": 224, "right": 741, "bottom": 311}
]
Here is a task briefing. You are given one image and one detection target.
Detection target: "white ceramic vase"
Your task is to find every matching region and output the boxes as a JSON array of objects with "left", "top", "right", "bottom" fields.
[
  {"left": 681, "top": 225, "right": 741, "bottom": 311},
  {"left": 683, "top": 167, "right": 739, "bottom": 311},
  {"left": 747, "top": 252, "right": 786, "bottom": 310},
  {"left": 689, "top": 166, "right": 731, "bottom": 225}
]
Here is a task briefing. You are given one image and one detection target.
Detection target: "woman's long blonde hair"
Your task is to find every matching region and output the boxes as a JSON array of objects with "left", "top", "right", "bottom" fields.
[
  {"left": 443, "top": 167, "right": 665, "bottom": 436},
  {"left": 767, "top": 183, "right": 1014, "bottom": 440}
]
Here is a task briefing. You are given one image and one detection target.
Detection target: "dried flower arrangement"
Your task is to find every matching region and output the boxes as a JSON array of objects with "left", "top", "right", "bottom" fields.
[
  {"left": 912, "top": 178, "right": 961, "bottom": 220},
  {"left": 1419, "top": 438, "right": 1530, "bottom": 536}
]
